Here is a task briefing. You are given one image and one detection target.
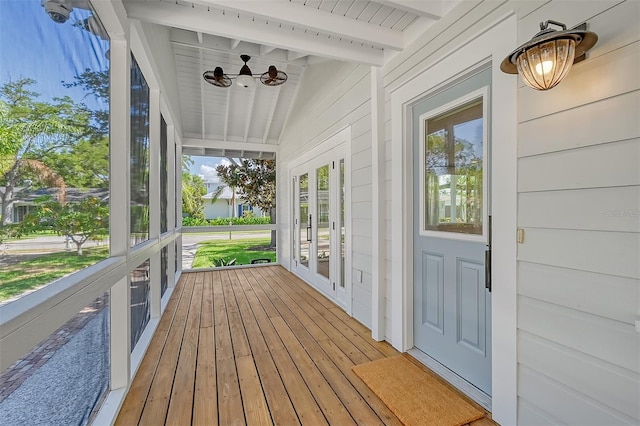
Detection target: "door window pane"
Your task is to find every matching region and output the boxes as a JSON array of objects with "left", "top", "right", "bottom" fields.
[
  {"left": 424, "top": 100, "right": 483, "bottom": 235},
  {"left": 299, "top": 174, "right": 309, "bottom": 268},
  {"left": 316, "top": 165, "right": 330, "bottom": 279}
]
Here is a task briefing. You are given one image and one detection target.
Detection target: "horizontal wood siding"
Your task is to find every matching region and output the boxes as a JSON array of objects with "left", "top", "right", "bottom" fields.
[
  {"left": 278, "top": 62, "right": 373, "bottom": 327},
  {"left": 515, "top": 1, "right": 640, "bottom": 424}
]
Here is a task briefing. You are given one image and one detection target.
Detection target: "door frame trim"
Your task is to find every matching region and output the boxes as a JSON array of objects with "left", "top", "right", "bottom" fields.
[{"left": 388, "top": 14, "right": 517, "bottom": 425}]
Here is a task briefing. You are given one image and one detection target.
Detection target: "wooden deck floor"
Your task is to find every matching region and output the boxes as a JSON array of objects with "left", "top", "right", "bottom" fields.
[{"left": 115, "top": 266, "right": 495, "bottom": 425}]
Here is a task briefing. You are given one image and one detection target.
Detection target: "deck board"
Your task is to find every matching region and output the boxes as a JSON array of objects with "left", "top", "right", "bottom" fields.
[{"left": 115, "top": 265, "right": 496, "bottom": 426}]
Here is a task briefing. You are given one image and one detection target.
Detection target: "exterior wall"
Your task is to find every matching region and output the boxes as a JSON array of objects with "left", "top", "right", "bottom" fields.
[
  {"left": 203, "top": 200, "right": 231, "bottom": 219},
  {"left": 277, "top": 60, "right": 374, "bottom": 327},
  {"left": 381, "top": 0, "right": 638, "bottom": 424},
  {"left": 514, "top": 1, "right": 639, "bottom": 424}
]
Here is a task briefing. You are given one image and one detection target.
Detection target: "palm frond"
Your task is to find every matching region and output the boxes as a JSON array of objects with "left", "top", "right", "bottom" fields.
[{"left": 19, "top": 159, "right": 67, "bottom": 204}]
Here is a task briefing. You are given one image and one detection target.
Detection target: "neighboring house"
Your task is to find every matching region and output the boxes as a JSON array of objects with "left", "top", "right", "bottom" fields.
[
  {"left": 202, "top": 184, "right": 265, "bottom": 219},
  {"left": 0, "top": 187, "right": 109, "bottom": 223},
  {"left": 3, "top": 2, "right": 638, "bottom": 426}
]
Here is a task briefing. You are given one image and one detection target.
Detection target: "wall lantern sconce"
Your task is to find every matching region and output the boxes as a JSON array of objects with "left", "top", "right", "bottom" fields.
[{"left": 500, "top": 20, "right": 597, "bottom": 90}]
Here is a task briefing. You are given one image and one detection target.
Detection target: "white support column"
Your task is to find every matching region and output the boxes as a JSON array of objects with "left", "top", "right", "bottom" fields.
[
  {"left": 108, "top": 37, "right": 131, "bottom": 391},
  {"left": 167, "top": 124, "right": 176, "bottom": 232},
  {"left": 371, "top": 67, "right": 386, "bottom": 341},
  {"left": 148, "top": 89, "right": 161, "bottom": 317},
  {"left": 166, "top": 122, "right": 177, "bottom": 287},
  {"left": 109, "top": 38, "right": 131, "bottom": 257},
  {"left": 175, "top": 134, "right": 183, "bottom": 231},
  {"left": 175, "top": 134, "right": 183, "bottom": 274},
  {"left": 149, "top": 89, "right": 160, "bottom": 240},
  {"left": 110, "top": 276, "right": 130, "bottom": 389}
]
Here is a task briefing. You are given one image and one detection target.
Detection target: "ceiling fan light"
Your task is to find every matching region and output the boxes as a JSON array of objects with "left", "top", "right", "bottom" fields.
[
  {"left": 203, "top": 54, "right": 286, "bottom": 89},
  {"left": 236, "top": 74, "right": 255, "bottom": 88}
]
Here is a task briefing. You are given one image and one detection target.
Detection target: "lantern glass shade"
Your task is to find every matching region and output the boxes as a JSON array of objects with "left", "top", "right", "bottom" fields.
[{"left": 516, "top": 38, "right": 576, "bottom": 90}]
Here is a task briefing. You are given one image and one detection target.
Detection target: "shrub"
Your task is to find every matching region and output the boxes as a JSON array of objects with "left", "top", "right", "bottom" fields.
[{"left": 182, "top": 216, "right": 271, "bottom": 226}]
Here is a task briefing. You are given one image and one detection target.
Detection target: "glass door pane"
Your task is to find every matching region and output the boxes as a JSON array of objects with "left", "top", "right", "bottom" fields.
[
  {"left": 299, "top": 173, "right": 309, "bottom": 268},
  {"left": 316, "top": 165, "right": 330, "bottom": 279},
  {"left": 424, "top": 100, "right": 483, "bottom": 235}
]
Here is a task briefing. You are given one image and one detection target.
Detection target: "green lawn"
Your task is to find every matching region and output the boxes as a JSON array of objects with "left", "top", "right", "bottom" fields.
[
  {"left": 0, "top": 247, "right": 109, "bottom": 302},
  {"left": 192, "top": 238, "right": 276, "bottom": 268}
]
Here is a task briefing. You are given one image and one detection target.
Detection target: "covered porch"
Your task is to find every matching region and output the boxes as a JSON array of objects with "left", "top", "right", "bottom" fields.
[{"left": 115, "top": 266, "right": 494, "bottom": 425}]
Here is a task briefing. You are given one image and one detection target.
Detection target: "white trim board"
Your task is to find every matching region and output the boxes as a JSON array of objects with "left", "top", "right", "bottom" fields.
[{"left": 388, "top": 14, "right": 518, "bottom": 426}]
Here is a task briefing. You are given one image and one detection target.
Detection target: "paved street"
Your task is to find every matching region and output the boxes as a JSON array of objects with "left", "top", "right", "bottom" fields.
[{"left": 2, "top": 235, "right": 105, "bottom": 255}]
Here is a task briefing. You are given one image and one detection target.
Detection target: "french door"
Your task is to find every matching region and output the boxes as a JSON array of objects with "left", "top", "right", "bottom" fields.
[{"left": 291, "top": 147, "right": 348, "bottom": 310}]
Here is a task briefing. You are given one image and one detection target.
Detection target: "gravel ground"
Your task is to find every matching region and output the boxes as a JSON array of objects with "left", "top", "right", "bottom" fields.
[{"left": 0, "top": 309, "right": 109, "bottom": 426}]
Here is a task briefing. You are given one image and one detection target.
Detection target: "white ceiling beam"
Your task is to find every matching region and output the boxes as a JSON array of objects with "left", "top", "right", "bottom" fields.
[
  {"left": 230, "top": 38, "right": 241, "bottom": 49},
  {"left": 278, "top": 65, "right": 306, "bottom": 144},
  {"left": 125, "top": 2, "right": 384, "bottom": 65},
  {"left": 260, "top": 45, "right": 277, "bottom": 56},
  {"left": 183, "top": 138, "right": 279, "bottom": 153},
  {"left": 223, "top": 87, "right": 231, "bottom": 141},
  {"left": 243, "top": 84, "right": 258, "bottom": 142},
  {"left": 197, "top": 31, "right": 204, "bottom": 44},
  {"left": 170, "top": 29, "right": 290, "bottom": 64},
  {"left": 262, "top": 64, "right": 286, "bottom": 143},
  {"left": 287, "top": 51, "right": 307, "bottom": 62},
  {"left": 191, "top": 0, "right": 404, "bottom": 50},
  {"left": 199, "top": 49, "right": 206, "bottom": 139},
  {"left": 374, "top": 0, "right": 444, "bottom": 20}
]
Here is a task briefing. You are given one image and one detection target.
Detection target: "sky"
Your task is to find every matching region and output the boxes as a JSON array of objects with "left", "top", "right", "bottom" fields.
[
  {"left": 0, "top": 0, "right": 109, "bottom": 111},
  {"left": 188, "top": 156, "right": 232, "bottom": 184}
]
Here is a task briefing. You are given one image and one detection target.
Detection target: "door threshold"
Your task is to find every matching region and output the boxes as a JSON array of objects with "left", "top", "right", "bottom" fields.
[{"left": 407, "top": 348, "right": 492, "bottom": 411}]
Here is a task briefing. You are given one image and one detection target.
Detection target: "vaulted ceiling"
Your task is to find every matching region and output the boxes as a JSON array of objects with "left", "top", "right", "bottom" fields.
[{"left": 123, "top": 0, "right": 462, "bottom": 157}]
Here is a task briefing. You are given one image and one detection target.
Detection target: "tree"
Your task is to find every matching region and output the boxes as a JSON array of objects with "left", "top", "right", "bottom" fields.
[
  {"left": 20, "top": 196, "right": 108, "bottom": 255},
  {"left": 0, "top": 79, "right": 90, "bottom": 225},
  {"left": 216, "top": 159, "right": 276, "bottom": 247},
  {"left": 182, "top": 172, "right": 207, "bottom": 220}
]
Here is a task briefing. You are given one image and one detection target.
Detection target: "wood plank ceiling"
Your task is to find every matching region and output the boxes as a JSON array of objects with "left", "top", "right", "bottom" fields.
[{"left": 123, "top": 0, "right": 462, "bottom": 158}]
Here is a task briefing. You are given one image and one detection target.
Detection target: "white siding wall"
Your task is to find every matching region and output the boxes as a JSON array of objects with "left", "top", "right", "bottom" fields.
[
  {"left": 277, "top": 61, "right": 374, "bottom": 327},
  {"left": 380, "top": 0, "right": 639, "bottom": 423},
  {"left": 514, "top": 1, "right": 640, "bottom": 424}
]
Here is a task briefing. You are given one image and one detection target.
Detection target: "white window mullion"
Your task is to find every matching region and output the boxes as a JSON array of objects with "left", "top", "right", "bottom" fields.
[{"left": 149, "top": 89, "right": 160, "bottom": 240}]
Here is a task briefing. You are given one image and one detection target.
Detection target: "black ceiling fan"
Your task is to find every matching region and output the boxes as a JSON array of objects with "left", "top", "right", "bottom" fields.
[{"left": 203, "top": 54, "right": 288, "bottom": 88}]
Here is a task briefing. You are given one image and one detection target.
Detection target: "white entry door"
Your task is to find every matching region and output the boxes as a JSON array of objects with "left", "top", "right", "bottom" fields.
[
  {"left": 412, "top": 67, "right": 492, "bottom": 396},
  {"left": 292, "top": 147, "right": 348, "bottom": 309}
]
